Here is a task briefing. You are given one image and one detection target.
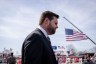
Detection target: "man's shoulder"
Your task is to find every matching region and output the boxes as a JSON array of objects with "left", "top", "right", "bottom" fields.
[
  {"left": 29, "top": 28, "right": 43, "bottom": 37},
  {"left": 7, "top": 56, "right": 15, "bottom": 60},
  {"left": 24, "top": 28, "right": 43, "bottom": 41},
  {"left": 8, "top": 56, "right": 12, "bottom": 58}
]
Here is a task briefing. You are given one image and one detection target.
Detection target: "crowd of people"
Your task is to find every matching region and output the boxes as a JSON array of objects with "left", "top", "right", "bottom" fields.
[
  {"left": 82, "top": 54, "right": 96, "bottom": 64},
  {"left": 55, "top": 53, "right": 96, "bottom": 64},
  {"left": 1, "top": 52, "right": 21, "bottom": 64}
]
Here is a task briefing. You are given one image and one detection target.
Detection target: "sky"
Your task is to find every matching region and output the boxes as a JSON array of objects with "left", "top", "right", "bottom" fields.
[{"left": 0, "top": 0, "right": 96, "bottom": 55}]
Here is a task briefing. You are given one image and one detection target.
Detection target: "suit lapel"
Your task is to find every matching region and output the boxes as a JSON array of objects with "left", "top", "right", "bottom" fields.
[
  {"left": 36, "top": 28, "right": 54, "bottom": 52},
  {"left": 36, "top": 28, "right": 51, "bottom": 45}
]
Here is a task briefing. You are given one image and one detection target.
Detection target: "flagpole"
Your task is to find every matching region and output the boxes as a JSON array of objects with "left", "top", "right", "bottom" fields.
[{"left": 63, "top": 17, "right": 96, "bottom": 45}]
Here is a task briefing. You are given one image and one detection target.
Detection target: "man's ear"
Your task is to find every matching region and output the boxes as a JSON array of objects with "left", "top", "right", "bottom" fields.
[{"left": 44, "top": 18, "right": 49, "bottom": 24}]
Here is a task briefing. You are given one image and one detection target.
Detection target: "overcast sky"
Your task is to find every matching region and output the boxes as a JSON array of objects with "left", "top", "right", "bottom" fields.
[{"left": 0, "top": 0, "right": 96, "bottom": 55}]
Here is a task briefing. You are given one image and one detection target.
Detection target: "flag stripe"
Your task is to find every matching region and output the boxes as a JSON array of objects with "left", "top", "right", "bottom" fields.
[{"left": 65, "top": 29, "right": 87, "bottom": 41}]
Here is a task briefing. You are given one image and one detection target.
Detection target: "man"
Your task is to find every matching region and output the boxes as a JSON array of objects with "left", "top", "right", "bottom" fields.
[
  {"left": 7, "top": 53, "right": 16, "bottom": 64},
  {"left": 22, "top": 11, "right": 59, "bottom": 64}
]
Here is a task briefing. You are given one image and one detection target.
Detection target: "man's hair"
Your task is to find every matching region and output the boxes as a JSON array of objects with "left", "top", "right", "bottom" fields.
[{"left": 39, "top": 11, "right": 59, "bottom": 25}]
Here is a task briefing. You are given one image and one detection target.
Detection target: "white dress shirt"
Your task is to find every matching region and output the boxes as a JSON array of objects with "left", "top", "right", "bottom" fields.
[{"left": 38, "top": 26, "right": 49, "bottom": 38}]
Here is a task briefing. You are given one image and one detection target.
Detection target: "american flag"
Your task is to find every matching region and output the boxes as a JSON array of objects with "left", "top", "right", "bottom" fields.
[{"left": 65, "top": 28, "right": 88, "bottom": 41}]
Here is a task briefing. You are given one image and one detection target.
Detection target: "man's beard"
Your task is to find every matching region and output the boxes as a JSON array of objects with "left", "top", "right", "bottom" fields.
[{"left": 47, "top": 24, "right": 56, "bottom": 35}]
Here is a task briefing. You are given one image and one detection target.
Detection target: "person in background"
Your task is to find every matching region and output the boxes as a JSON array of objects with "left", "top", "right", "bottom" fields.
[
  {"left": 22, "top": 11, "right": 59, "bottom": 64},
  {"left": 7, "top": 53, "right": 16, "bottom": 64}
]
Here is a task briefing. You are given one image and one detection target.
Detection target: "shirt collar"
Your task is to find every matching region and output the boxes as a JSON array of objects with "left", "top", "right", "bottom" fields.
[{"left": 38, "top": 26, "right": 48, "bottom": 38}]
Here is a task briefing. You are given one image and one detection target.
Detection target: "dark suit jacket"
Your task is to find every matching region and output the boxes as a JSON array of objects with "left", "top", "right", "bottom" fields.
[{"left": 22, "top": 28, "right": 58, "bottom": 64}]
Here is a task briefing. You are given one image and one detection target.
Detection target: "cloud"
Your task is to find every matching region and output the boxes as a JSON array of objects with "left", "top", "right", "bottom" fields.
[
  {"left": 0, "top": 25, "right": 22, "bottom": 39},
  {"left": 0, "top": 1, "right": 41, "bottom": 39}
]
